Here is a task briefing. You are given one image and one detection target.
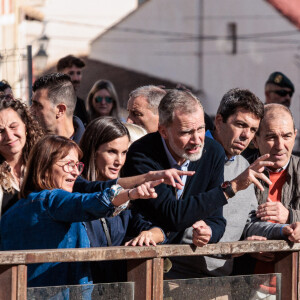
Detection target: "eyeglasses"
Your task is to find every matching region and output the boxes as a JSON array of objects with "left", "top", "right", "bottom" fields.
[
  {"left": 56, "top": 160, "right": 84, "bottom": 175},
  {"left": 270, "top": 90, "right": 293, "bottom": 97},
  {"left": 95, "top": 96, "right": 113, "bottom": 104}
]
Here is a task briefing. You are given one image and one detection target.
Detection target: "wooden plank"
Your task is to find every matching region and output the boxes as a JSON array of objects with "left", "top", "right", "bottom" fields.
[
  {"left": 16, "top": 265, "right": 27, "bottom": 300},
  {"left": 0, "top": 241, "right": 300, "bottom": 265},
  {"left": 275, "top": 252, "right": 298, "bottom": 300},
  {"left": 152, "top": 258, "right": 163, "bottom": 300},
  {"left": 298, "top": 252, "right": 300, "bottom": 300},
  {"left": 0, "top": 265, "right": 17, "bottom": 300},
  {"left": 127, "top": 259, "right": 152, "bottom": 300}
]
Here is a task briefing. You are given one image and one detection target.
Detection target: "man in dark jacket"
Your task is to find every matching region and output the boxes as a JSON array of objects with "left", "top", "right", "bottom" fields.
[
  {"left": 31, "top": 73, "right": 85, "bottom": 144},
  {"left": 57, "top": 55, "right": 88, "bottom": 125},
  {"left": 123, "top": 89, "right": 227, "bottom": 241}
]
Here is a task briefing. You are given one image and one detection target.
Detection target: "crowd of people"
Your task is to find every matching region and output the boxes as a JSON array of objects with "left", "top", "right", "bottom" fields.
[{"left": 0, "top": 55, "right": 300, "bottom": 297}]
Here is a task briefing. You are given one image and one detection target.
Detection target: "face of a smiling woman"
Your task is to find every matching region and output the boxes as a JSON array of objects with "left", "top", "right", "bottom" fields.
[
  {"left": 95, "top": 135, "right": 130, "bottom": 181},
  {"left": 51, "top": 148, "right": 81, "bottom": 192},
  {"left": 0, "top": 108, "right": 27, "bottom": 161}
]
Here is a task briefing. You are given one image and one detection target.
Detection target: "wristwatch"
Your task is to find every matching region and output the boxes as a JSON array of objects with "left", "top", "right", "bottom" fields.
[{"left": 221, "top": 181, "right": 235, "bottom": 198}]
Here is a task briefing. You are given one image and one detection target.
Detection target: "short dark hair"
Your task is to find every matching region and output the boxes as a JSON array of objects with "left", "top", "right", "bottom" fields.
[
  {"left": 56, "top": 55, "right": 85, "bottom": 72},
  {"left": 21, "top": 135, "right": 82, "bottom": 198},
  {"left": 0, "top": 80, "right": 11, "bottom": 92},
  {"left": 79, "top": 116, "right": 129, "bottom": 181},
  {"left": 32, "top": 73, "right": 76, "bottom": 116},
  {"left": 217, "top": 88, "right": 264, "bottom": 122}
]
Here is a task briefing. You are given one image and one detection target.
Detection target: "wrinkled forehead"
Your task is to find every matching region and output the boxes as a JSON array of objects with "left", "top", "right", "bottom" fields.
[
  {"left": 170, "top": 107, "right": 204, "bottom": 128},
  {"left": 261, "top": 112, "right": 294, "bottom": 133}
]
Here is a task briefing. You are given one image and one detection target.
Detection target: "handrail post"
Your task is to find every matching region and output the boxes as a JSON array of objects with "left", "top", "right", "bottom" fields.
[
  {"left": 152, "top": 258, "right": 163, "bottom": 300},
  {"left": 274, "top": 251, "right": 298, "bottom": 300},
  {"left": 0, "top": 264, "right": 17, "bottom": 300},
  {"left": 127, "top": 259, "right": 153, "bottom": 300},
  {"left": 16, "top": 265, "right": 27, "bottom": 300}
]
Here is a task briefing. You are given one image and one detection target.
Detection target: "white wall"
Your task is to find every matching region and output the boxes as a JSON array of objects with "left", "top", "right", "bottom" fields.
[
  {"left": 25, "top": 0, "right": 138, "bottom": 66},
  {"left": 90, "top": 0, "right": 300, "bottom": 147},
  {"left": 90, "top": 0, "right": 201, "bottom": 87},
  {"left": 202, "top": 1, "right": 300, "bottom": 115}
]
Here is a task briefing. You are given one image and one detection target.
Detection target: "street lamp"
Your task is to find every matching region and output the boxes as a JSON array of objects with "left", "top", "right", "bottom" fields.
[{"left": 33, "top": 34, "right": 49, "bottom": 74}]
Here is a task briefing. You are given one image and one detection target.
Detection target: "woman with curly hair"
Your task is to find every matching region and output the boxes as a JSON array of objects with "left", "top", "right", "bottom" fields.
[{"left": 0, "top": 96, "right": 44, "bottom": 216}]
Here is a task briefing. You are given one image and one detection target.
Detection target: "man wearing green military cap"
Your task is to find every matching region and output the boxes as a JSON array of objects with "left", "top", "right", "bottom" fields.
[{"left": 265, "top": 71, "right": 294, "bottom": 107}]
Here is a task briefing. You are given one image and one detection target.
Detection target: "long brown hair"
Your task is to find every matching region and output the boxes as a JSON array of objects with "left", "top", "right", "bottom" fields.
[
  {"left": 21, "top": 135, "right": 82, "bottom": 198},
  {"left": 79, "top": 116, "right": 129, "bottom": 181}
]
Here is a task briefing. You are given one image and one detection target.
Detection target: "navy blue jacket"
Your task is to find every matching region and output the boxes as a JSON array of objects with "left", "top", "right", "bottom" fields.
[
  {"left": 86, "top": 210, "right": 155, "bottom": 283},
  {"left": 122, "top": 132, "right": 227, "bottom": 243},
  {"left": 74, "top": 176, "right": 162, "bottom": 283}
]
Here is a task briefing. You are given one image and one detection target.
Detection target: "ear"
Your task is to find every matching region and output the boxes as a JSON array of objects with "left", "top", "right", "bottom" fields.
[
  {"left": 252, "top": 135, "right": 259, "bottom": 149},
  {"left": 56, "top": 103, "right": 67, "bottom": 118},
  {"left": 214, "top": 114, "right": 223, "bottom": 132},
  {"left": 158, "top": 124, "right": 168, "bottom": 140}
]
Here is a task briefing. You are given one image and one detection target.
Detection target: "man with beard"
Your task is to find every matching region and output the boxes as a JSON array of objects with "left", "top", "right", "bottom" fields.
[
  {"left": 122, "top": 89, "right": 272, "bottom": 275},
  {"left": 188, "top": 88, "right": 293, "bottom": 280},
  {"left": 57, "top": 55, "right": 88, "bottom": 125}
]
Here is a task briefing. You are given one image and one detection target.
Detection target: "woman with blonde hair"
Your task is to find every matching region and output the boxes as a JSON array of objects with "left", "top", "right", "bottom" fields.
[
  {"left": 124, "top": 122, "right": 147, "bottom": 144},
  {"left": 86, "top": 79, "right": 121, "bottom": 122}
]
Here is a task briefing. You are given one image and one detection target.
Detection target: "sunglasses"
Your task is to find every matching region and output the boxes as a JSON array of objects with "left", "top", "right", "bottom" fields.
[
  {"left": 95, "top": 96, "right": 113, "bottom": 104},
  {"left": 270, "top": 90, "right": 293, "bottom": 97}
]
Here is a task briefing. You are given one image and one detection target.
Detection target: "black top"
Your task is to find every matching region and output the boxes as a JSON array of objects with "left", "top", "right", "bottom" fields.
[
  {"left": 74, "top": 96, "right": 88, "bottom": 127},
  {"left": 2, "top": 189, "right": 19, "bottom": 215}
]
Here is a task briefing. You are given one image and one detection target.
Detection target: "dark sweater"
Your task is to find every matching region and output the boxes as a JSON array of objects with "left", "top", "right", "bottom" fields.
[{"left": 122, "top": 131, "right": 227, "bottom": 243}]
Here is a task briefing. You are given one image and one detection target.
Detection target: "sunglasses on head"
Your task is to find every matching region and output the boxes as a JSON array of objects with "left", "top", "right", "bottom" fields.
[
  {"left": 270, "top": 90, "right": 293, "bottom": 97},
  {"left": 95, "top": 96, "right": 113, "bottom": 103}
]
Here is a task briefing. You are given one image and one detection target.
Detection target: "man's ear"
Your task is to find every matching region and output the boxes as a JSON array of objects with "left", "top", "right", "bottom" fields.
[
  {"left": 214, "top": 114, "right": 223, "bottom": 132},
  {"left": 56, "top": 103, "right": 67, "bottom": 118},
  {"left": 158, "top": 124, "right": 168, "bottom": 139},
  {"left": 252, "top": 135, "right": 259, "bottom": 149}
]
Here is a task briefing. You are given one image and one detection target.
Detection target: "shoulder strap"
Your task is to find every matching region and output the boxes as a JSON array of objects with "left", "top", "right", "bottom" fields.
[{"left": 100, "top": 218, "right": 112, "bottom": 246}]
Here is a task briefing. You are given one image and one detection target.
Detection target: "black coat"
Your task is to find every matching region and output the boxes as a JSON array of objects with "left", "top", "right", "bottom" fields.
[{"left": 122, "top": 132, "right": 227, "bottom": 243}]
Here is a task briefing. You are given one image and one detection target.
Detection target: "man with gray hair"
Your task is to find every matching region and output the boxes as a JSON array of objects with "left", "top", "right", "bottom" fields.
[
  {"left": 123, "top": 89, "right": 226, "bottom": 240},
  {"left": 127, "top": 85, "right": 166, "bottom": 133},
  {"left": 123, "top": 89, "right": 299, "bottom": 282},
  {"left": 123, "top": 89, "right": 267, "bottom": 250},
  {"left": 31, "top": 73, "right": 85, "bottom": 143}
]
